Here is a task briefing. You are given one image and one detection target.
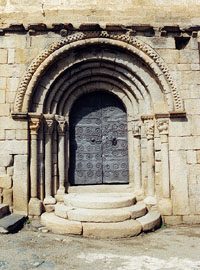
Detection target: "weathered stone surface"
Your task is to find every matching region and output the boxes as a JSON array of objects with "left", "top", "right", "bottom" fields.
[
  {"left": 41, "top": 213, "right": 82, "bottom": 235},
  {"left": 127, "top": 203, "right": 147, "bottom": 219},
  {"left": 182, "top": 215, "right": 200, "bottom": 224},
  {"left": 68, "top": 185, "right": 134, "bottom": 194},
  {"left": 2, "top": 189, "right": 13, "bottom": 206},
  {"left": 137, "top": 212, "right": 161, "bottom": 232},
  {"left": 158, "top": 199, "right": 172, "bottom": 216},
  {"left": 0, "top": 176, "right": 12, "bottom": 189},
  {"left": 28, "top": 198, "right": 42, "bottom": 216},
  {"left": 64, "top": 193, "right": 136, "bottom": 209},
  {"left": 43, "top": 196, "right": 56, "bottom": 205},
  {"left": 67, "top": 207, "right": 131, "bottom": 223},
  {"left": 163, "top": 215, "right": 183, "bottom": 225},
  {"left": 55, "top": 203, "right": 68, "bottom": 219},
  {"left": 0, "top": 154, "right": 13, "bottom": 167},
  {"left": 0, "top": 204, "right": 9, "bottom": 218},
  {"left": 83, "top": 220, "right": 142, "bottom": 239},
  {"left": 13, "top": 155, "right": 28, "bottom": 214},
  {"left": 170, "top": 151, "right": 190, "bottom": 215},
  {"left": 44, "top": 204, "right": 55, "bottom": 213}
]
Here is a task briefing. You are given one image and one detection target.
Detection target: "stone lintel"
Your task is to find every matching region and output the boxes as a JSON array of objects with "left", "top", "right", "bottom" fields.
[
  {"left": 11, "top": 112, "right": 28, "bottom": 120},
  {"left": 169, "top": 111, "right": 186, "bottom": 118}
]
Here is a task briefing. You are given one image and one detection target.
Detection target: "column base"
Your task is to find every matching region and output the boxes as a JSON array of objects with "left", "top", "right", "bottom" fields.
[
  {"left": 143, "top": 196, "right": 157, "bottom": 212},
  {"left": 55, "top": 187, "right": 66, "bottom": 202},
  {"left": 28, "top": 198, "right": 42, "bottom": 216},
  {"left": 44, "top": 196, "right": 56, "bottom": 205}
]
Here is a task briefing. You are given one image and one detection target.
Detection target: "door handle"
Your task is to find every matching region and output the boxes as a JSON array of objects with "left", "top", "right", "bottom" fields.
[
  {"left": 112, "top": 138, "right": 117, "bottom": 146},
  {"left": 91, "top": 138, "right": 95, "bottom": 143}
]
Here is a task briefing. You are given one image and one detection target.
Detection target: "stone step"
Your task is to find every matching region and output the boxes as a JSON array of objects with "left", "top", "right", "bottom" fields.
[
  {"left": 64, "top": 193, "right": 136, "bottom": 209},
  {"left": 68, "top": 184, "right": 134, "bottom": 194},
  {"left": 55, "top": 202, "right": 147, "bottom": 222},
  {"left": 67, "top": 208, "right": 131, "bottom": 223},
  {"left": 82, "top": 220, "right": 142, "bottom": 238},
  {"left": 0, "top": 204, "right": 9, "bottom": 219},
  {"left": 41, "top": 212, "right": 142, "bottom": 238},
  {"left": 136, "top": 212, "right": 161, "bottom": 232},
  {"left": 41, "top": 213, "right": 82, "bottom": 235},
  {"left": 0, "top": 214, "right": 27, "bottom": 234}
]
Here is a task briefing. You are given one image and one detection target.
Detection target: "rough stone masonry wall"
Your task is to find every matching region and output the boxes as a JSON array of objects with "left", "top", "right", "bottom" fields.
[
  {"left": 0, "top": 1, "right": 200, "bottom": 224},
  {"left": 1, "top": 0, "right": 200, "bottom": 27}
]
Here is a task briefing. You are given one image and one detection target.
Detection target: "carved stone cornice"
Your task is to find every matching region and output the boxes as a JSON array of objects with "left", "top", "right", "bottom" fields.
[
  {"left": 145, "top": 120, "right": 154, "bottom": 140},
  {"left": 156, "top": 119, "right": 169, "bottom": 135},
  {"left": 132, "top": 122, "right": 141, "bottom": 138}
]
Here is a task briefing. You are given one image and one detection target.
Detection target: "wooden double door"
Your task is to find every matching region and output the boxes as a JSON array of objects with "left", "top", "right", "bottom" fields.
[{"left": 69, "top": 91, "right": 129, "bottom": 185}]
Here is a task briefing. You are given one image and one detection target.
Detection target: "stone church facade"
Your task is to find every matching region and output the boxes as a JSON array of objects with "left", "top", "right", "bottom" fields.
[{"left": 0, "top": 0, "right": 200, "bottom": 233}]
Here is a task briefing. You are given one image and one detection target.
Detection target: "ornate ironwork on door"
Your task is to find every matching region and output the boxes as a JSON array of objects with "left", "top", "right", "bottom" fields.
[{"left": 69, "top": 91, "right": 129, "bottom": 185}]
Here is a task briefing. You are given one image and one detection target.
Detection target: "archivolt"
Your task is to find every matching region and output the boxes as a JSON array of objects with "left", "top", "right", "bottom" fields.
[{"left": 14, "top": 32, "right": 183, "bottom": 112}]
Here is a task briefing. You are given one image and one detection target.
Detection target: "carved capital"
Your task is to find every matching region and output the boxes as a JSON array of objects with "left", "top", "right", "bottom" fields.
[
  {"left": 132, "top": 122, "right": 141, "bottom": 137},
  {"left": 145, "top": 120, "right": 154, "bottom": 140},
  {"left": 28, "top": 114, "right": 43, "bottom": 135},
  {"left": 57, "top": 120, "right": 68, "bottom": 135},
  {"left": 44, "top": 114, "right": 55, "bottom": 134},
  {"left": 45, "top": 119, "right": 54, "bottom": 135},
  {"left": 156, "top": 119, "right": 169, "bottom": 135}
]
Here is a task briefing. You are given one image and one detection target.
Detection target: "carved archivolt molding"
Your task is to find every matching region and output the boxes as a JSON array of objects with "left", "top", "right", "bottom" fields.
[{"left": 14, "top": 31, "right": 183, "bottom": 112}]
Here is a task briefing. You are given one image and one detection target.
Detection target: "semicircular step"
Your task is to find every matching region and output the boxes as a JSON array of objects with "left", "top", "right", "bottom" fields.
[
  {"left": 82, "top": 220, "right": 142, "bottom": 238},
  {"left": 64, "top": 193, "right": 136, "bottom": 209},
  {"left": 136, "top": 212, "right": 161, "bottom": 232},
  {"left": 54, "top": 202, "right": 147, "bottom": 222}
]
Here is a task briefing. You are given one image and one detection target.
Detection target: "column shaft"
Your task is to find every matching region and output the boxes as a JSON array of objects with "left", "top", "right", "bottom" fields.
[
  {"left": 30, "top": 134, "right": 38, "bottom": 198},
  {"left": 133, "top": 136, "right": 141, "bottom": 189},
  {"left": 161, "top": 136, "right": 170, "bottom": 198},
  {"left": 58, "top": 134, "right": 65, "bottom": 191},
  {"left": 147, "top": 138, "right": 155, "bottom": 196},
  {"left": 45, "top": 132, "right": 52, "bottom": 198}
]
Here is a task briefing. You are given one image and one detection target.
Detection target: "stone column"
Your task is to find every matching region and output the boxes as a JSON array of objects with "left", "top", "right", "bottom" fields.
[
  {"left": 132, "top": 122, "right": 141, "bottom": 190},
  {"left": 145, "top": 120, "right": 155, "bottom": 197},
  {"left": 28, "top": 113, "right": 42, "bottom": 216},
  {"left": 56, "top": 116, "right": 68, "bottom": 201},
  {"left": 44, "top": 115, "right": 56, "bottom": 205},
  {"left": 156, "top": 119, "right": 170, "bottom": 198}
]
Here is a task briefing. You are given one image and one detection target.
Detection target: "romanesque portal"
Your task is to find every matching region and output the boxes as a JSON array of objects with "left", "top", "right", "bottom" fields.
[{"left": 11, "top": 33, "right": 182, "bottom": 219}]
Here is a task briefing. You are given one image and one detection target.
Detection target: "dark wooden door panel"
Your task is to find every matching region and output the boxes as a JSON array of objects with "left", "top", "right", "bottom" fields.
[{"left": 69, "top": 91, "right": 129, "bottom": 185}]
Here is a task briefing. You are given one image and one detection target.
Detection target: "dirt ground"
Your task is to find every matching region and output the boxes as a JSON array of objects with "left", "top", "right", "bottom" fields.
[{"left": 0, "top": 220, "right": 200, "bottom": 270}]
